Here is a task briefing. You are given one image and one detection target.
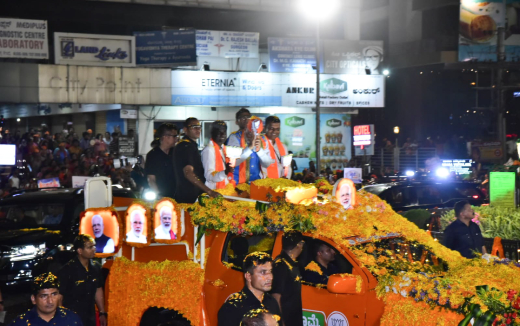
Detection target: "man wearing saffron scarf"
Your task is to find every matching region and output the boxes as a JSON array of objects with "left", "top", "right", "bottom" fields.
[
  {"left": 226, "top": 108, "right": 272, "bottom": 184},
  {"left": 261, "top": 116, "right": 291, "bottom": 179},
  {"left": 202, "top": 121, "right": 234, "bottom": 190}
]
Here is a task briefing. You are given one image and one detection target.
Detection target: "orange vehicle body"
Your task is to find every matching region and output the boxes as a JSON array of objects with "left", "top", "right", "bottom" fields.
[{"left": 106, "top": 206, "right": 386, "bottom": 326}]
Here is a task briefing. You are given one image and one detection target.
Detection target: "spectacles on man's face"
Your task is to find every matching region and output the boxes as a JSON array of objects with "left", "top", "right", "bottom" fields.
[
  {"left": 163, "top": 134, "right": 178, "bottom": 138},
  {"left": 364, "top": 55, "right": 380, "bottom": 61},
  {"left": 188, "top": 125, "right": 202, "bottom": 130},
  {"left": 238, "top": 115, "right": 252, "bottom": 122}
]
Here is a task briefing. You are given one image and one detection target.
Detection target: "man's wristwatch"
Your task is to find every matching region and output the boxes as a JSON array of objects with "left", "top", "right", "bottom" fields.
[{"left": 99, "top": 312, "right": 108, "bottom": 317}]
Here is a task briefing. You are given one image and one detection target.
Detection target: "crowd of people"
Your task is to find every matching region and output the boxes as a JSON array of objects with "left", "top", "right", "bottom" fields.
[{"left": 0, "top": 128, "right": 143, "bottom": 197}]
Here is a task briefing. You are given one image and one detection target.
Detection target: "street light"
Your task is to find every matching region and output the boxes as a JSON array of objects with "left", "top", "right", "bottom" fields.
[
  {"left": 298, "top": 0, "right": 340, "bottom": 173},
  {"left": 393, "top": 126, "right": 399, "bottom": 148}
]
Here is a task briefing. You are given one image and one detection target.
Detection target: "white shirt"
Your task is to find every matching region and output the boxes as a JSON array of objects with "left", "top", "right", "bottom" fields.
[
  {"left": 100, "top": 238, "right": 115, "bottom": 253},
  {"left": 9, "top": 176, "right": 19, "bottom": 189},
  {"left": 126, "top": 231, "right": 147, "bottom": 244},
  {"left": 103, "top": 138, "right": 111, "bottom": 145},
  {"left": 201, "top": 142, "right": 231, "bottom": 190},
  {"left": 227, "top": 133, "right": 273, "bottom": 177},
  {"left": 261, "top": 138, "right": 292, "bottom": 178},
  {"left": 155, "top": 225, "right": 176, "bottom": 240}
]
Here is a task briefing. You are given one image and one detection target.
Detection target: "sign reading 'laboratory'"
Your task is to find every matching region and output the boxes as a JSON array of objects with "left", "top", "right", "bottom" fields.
[
  {"left": 171, "top": 71, "right": 385, "bottom": 107},
  {"left": 54, "top": 32, "right": 136, "bottom": 67},
  {"left": 0, "top": 18, "right": 48, "bottom": 59}
]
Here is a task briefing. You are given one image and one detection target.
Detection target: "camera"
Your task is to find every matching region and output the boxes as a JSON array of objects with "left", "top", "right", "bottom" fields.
[{"left": 113, "top": 157, "right": 139, "bottom": 169}]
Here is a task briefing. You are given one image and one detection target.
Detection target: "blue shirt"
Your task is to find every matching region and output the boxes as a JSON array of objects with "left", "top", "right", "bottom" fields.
[
  {"left": 443, "top": 219, "right": 484, "bottom": 258},
  {"left": 9, "top": 306, "right": 83, "bottom": 326},
  {"left": 226, "top": 131, "right": 262, "bottom": 183}
]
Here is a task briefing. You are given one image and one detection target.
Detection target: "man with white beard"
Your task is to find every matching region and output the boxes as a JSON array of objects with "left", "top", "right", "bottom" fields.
[
  {"left": 91, "top": 215, "right": 115, "bottom": 253},
  {"left": 126, "top": 210, "right": 147, "bottom": 243},
  {"left": 154, "top": 206, "right": 176, "bottom": 240}
]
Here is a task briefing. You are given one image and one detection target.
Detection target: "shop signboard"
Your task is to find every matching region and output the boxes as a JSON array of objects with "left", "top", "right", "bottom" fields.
[
  {"left": 134, "top": 30, "right": 196, "bottom": 66},
  {"left": 119, "top": 136, "right": 136, "bottom": 156},
  {"left": 0, "top": 18, "right": 48, "bottom": 59},
  {"left": 54, "top": 33, "right": 135, "bottom": 67},
  {"left": 441, "top": 159, "right": 473, "bottom": 175},
  {"left": 38, "top": 65, "right": 171, "bottom": 105},
  {"left": 171, "top": 71, "right": 385, "bottom": 107},
  {"left": 354, "top": 124, "right": 375, "bottom": 156},
  {"left": 268, "top": 37, "right": 316, "bottom": 73},
  {"left": 322, "top": 39, "right": 384, "bottom": 75},
  {"left": 121, "top": 109, "right": 137, "bottom": 119},
  {"left": 459, "top": 0, "right": 520, "bottom": 62},
  {"left": 470, "top": 141, "right": 503, "bottom": 162},
  {"left": 267, "top": 37, "right": 384, "bottom": 74},
  {"left": 490, "top": 172, "right": 516, "bottom": 208},
  {"left": 196, "top": 30, "right": 259, "bottom": 58}
]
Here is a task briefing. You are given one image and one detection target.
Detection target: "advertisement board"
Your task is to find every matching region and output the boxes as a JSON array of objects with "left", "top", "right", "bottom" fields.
[
  {"left": 268, "top": 37, "right": 316, "bottom": 73},
  {"left": 0, "top": 18, "right": 48, "bottom": 59},
  {"left": 354, "top": 124, "right": 375, "bottom": 156},
  {"left": 459, "top": 0, "right": 520, "bottom": 62},
  {"left": 490, "top": 172, "right": 516, "bottom": 208},
  {"left": 196, "top": 30, "right": 259, "bottom": 58},
  {"left": 470, "top": 141, "right": 503, "bottom": 162},
  {"left": 54, "top": 33, "right": 135, "bottom": 67},
  {"left": 134, "top": 30, "right": 196, "bottom": 66},
  {"left": 171, "top": 71, "right": 385, "bottom": 107},
  {"left": 268, "top": 37, "right": 384, "bottom": 74},
  {"left": 319, "top": 114, "right": 352, "bottom": 170}
]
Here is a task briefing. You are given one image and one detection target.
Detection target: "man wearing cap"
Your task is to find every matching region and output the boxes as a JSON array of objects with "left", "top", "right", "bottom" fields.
[
  {"left": 174, "top": 117, "right": 220, "bottom": 203},
  {"left": 155, "top": 205, "right": 176, "bottom": 240},
  {"left": 9, "top": 272, "right": 83, "bottom": 326},
  {"left": 261, "top": 116, "right": 290, "bottom": 179},
  {"left": 201, "top": 121, "right": 234, "bottom": 190},
  {"left": 226, "top": 108, "right": 272, "bottom": 184},
  {"left": 58, "top": 234, "right": 107, "bottom": 326},
  {"left": 126, "top": 210, "right": 147, "bottom": 243}
]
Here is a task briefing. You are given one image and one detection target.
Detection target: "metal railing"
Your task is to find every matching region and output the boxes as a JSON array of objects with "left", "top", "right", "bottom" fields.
[{"left": 369, "top": 147, "right": 438, "bottom": 174}]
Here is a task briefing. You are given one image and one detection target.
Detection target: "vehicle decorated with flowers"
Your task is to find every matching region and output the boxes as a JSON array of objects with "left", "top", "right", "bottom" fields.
[{"left": 101, "top": 178, "right": 520, "bottom": 326}]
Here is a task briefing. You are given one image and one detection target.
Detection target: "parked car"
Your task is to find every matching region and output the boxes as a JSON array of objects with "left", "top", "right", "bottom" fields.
[
  {"left": 0, "top": 187, "right": 135, "bottom": 286},
  {"left": 361, "top": 181, "right": 486, "bottom": 212}
]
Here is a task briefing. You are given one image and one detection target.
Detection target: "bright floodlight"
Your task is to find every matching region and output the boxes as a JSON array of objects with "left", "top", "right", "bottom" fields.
[
  {"left": 143, "top": 190, "right": 157, "bottom": 201},
  {"left": 436, "top": 167, "right": 449, "bottom": 178},
  {"left": 299, "top": 0, "right": 340, "bottom": 20},
  {"left": 383, "top": 69, "right": 390, "bottom": 76},
  {"left": 405, "top": 170, "right": 415, "bottom": 177}
]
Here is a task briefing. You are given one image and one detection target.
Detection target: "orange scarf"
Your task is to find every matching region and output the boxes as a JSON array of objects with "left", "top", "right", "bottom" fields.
[
  {"left": 212, "top": 140, "right": 227, "bottom": 189},
  {"left": 237, "top": 131, "right": 248, "bottom": 184},
  {"left": 262, "top": 137, "right": 286, "bottom": 178}
]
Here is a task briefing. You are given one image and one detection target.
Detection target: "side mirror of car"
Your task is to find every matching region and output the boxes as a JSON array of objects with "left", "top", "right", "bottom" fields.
[{"left": 326, "top": 273, "right": 364, "bottom": 294}]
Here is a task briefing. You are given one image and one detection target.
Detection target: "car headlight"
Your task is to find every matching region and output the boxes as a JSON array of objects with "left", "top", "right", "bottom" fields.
[{"left": 8, "top": 243, "right": 46, "bottom": 261}]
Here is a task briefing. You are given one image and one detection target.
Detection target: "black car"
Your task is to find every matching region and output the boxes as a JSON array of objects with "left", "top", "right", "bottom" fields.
[
  {"left": 0, "top": 187, "right": 135, "bottom": 287},
  {"left": 362, "top": 181, "right": 486, "bottom": 212}
]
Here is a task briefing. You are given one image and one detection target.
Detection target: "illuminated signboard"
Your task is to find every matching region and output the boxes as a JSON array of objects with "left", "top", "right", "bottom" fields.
[
  {"left": 441, "top": 159, "right": 473, "bottom": 175},
  {"left": 353, "top": 124, "right": 372, "bottom": 146}
]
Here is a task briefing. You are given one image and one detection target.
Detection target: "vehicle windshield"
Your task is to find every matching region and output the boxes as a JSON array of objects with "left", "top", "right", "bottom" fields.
[
  {"left": 363, "top": 185, "right": 391, "bottom": 196},
  {"left": 0, "top": 204, "right": 66, "bottom": 228},
  {"left": 351, "top": 237, "right": 446, "bottom": 276}
]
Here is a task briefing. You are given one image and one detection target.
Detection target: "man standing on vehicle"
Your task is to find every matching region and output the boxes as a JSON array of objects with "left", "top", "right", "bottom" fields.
[
  {"left": 226, "top": 108, "right": 271, "bottom": 184},
  {"left": 174, "top": 117, "right": 220, "bottom": 203},
  {"left": 271, "top": 232, "right": 304, "bottom": 326},
  {"left": 8, "top": 272, "right": 83, "bottom": 326},
  {"left": 58, "top": 235, "right": 107, "bottom": 326},
  {"left": 443, "top": 200, "right": 487, "bottom": 258},
  {"left": 303, "top": 242, "right": 340, "bottom": 286},
  {"left": 201, "top": 121, "right": 234, "bottom": 190},
  {"left": 261, "top": 116, "right": 290, "bottom": 179},
  {"left": 91, "top": 215, "right": 114, "bottom": 253},
  {"left": 145, "top": 123, "right": 178, "bottom": 199},
  {"left": 218, "top": 252, "right": 281, "bottom": 326}
]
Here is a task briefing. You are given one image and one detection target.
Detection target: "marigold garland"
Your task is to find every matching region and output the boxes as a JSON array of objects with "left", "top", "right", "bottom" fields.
[
  {"left": 108, "top": 257, "right": 204, "bottom": 326},
  {"left": 304, "top": 261, "right": 323, "bottom": 275}
]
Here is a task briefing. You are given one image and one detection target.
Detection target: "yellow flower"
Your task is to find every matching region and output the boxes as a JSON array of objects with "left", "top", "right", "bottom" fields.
[{"left": 304, "top": 261, "right": 323, "bottom": 275}]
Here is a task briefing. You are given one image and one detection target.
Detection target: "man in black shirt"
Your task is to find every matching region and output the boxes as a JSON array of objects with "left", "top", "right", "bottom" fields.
[
  {"left": 271, "top": 232, "right": 304, "bottom": 326},
  {"left": 303, "top": 241, "right": 340, "bottom": 286},
  {"left": 58, "top": 235, "right": 107, "bottom": 326},
  {"left": 218, "top": 252, "right": 281, "bottom": 326},
  {"left": 145, "top": 123, "right": 178, "bottom": 199},
  {"left": 174, "top": 117, "right": 220, "bottom": 203},
  {"left": 443, "top": 200, "right": 487, "bottom": 258}
]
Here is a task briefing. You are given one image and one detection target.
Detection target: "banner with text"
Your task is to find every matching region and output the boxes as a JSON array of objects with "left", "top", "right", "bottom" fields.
[
  {"left": 171, "top": 71, "right": 384, "bottom": 107},
  {"left": 268, "top": 37, "right": 384, "bottom": 74},
  {"left": 0, "top": 18, "right": 48, "bottom": 59},
  {"left": 54, "top": 33, "right": 135, "bottom": 67},
  {"left": 134, "top": 30, "right": 196, "bottom": 66},
  {"left": 196, "top": 30, "right": 259, "bottom": 58}
]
